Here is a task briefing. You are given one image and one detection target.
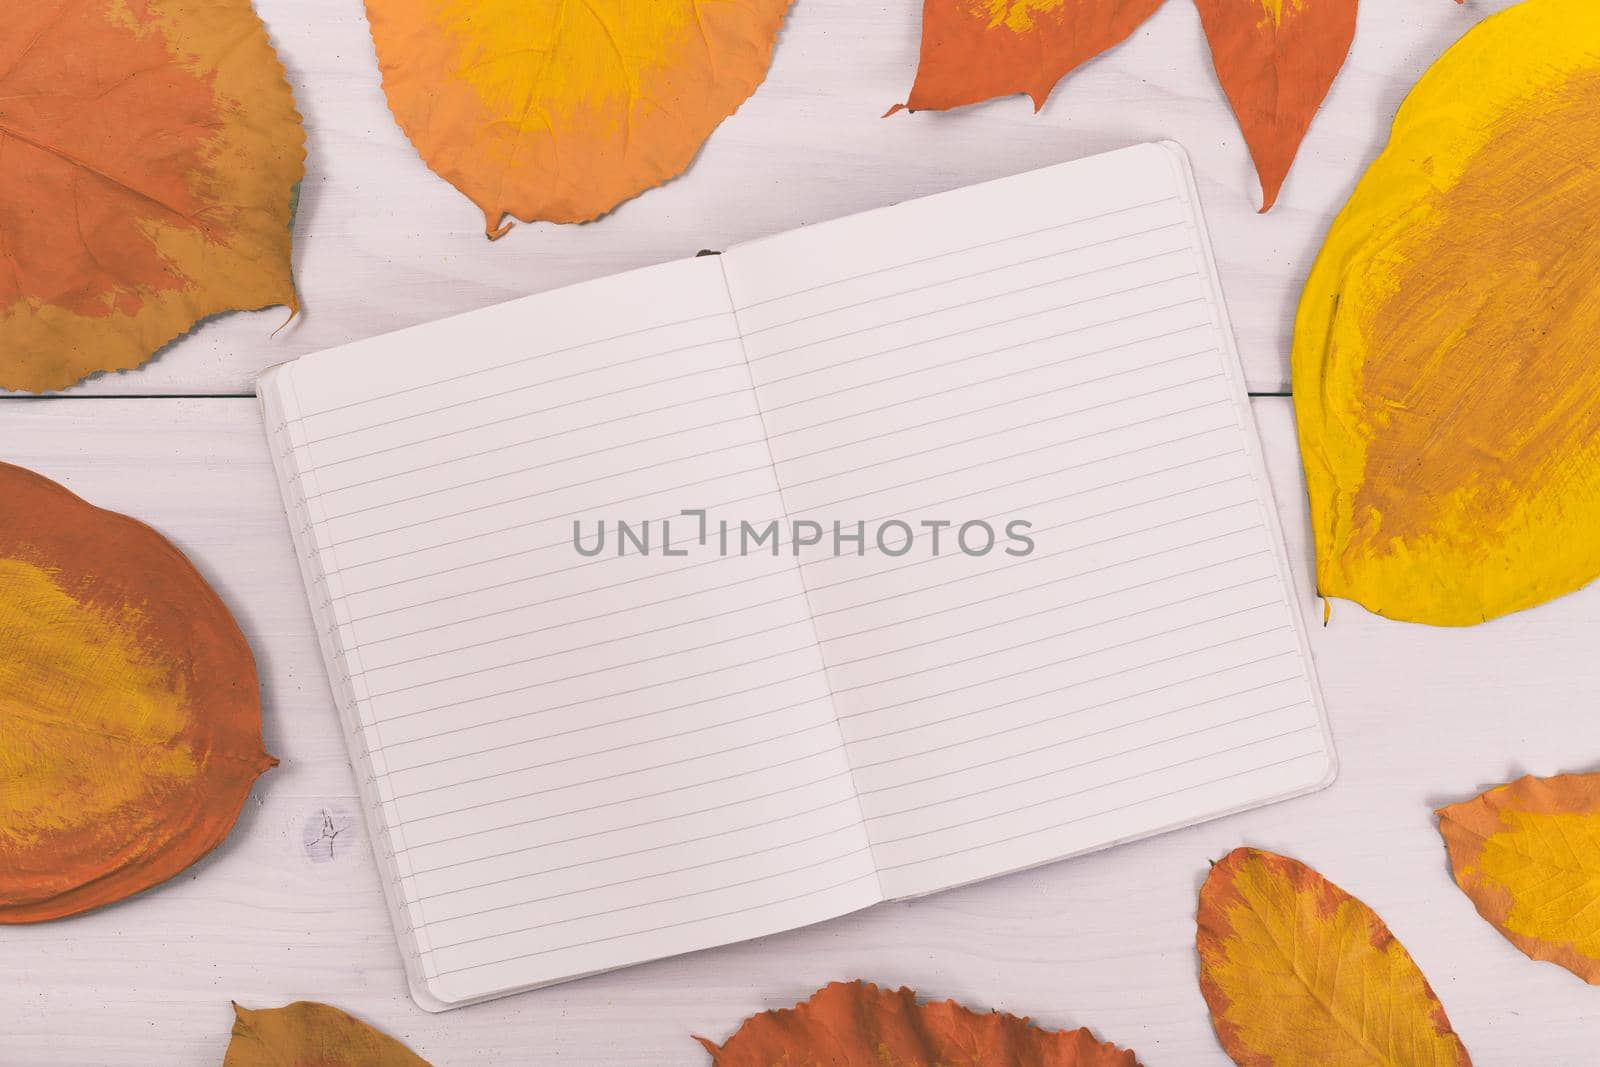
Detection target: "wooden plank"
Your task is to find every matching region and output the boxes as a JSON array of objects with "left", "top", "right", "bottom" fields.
[
  {"left": 5, "top": 1, "right": 1504, "bottom": 399},
  {"left": 1, "top": 396, "right": 1595, "bottom": 1064}
]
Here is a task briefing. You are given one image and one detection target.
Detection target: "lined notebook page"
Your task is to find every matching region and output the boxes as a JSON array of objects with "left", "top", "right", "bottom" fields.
[
  {"left": 722, "top": 144, "right": 1333, "bottom": 899},
  {"left": 263, "top": 257, "right": 880, "bottom": 1007}
]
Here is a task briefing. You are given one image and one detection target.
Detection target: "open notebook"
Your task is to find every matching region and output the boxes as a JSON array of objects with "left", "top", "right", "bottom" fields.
[{"left": 260, "top": 142, "right": 1334, "bottom": 1010}]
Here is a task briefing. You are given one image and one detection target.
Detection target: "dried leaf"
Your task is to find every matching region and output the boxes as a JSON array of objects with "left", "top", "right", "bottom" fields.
[
  {"left": 1192, "top": 0, "right": 1356, "bottom": 212},
  {"left": 1197, "top": 848, "right": 1472, "bottom": 1067},
  {"left": 1293, "top": 0, "right": 1600, "bottom": 625},
  {"left": 892, "top": 0, "right": 1167, "bottom": 114},
  {"left": 0, "top": 0, "right": 305, "bottom": 393},
  {"left": 695, "top": 979, "right": 1142, "bottom": 1066},
  {"left": 365, "top": 0, "right": 794, "bottom": 236},
  {"left": 224, "top": 1002, "right": 432, "bottom": 1066},
  {"left": 0, "top": 463, "right": 274, "bottom": 923},
  {"left": 1438, "top": 773, "right": 1600, "bottom": 984}
]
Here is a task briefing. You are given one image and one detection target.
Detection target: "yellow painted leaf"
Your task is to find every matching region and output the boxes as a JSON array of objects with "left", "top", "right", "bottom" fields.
[
  {"left": 224, "top": 1002, "right": 432, "bottom": 1066},
  {"left": 1438, "top": 773, "right": 1600, "bottom": 984},
  {"left": 697, "top": 980, "right": 1143, "bottom": 1065},
  {"left": 0, "top": 463, "right": 274, "bottom": 922},
  {"left": 0, "top": 0, "right": 305, "bottom": 393},
  {"left": 1197, "top": 848, "right": 1472, "bottom": 1067},
  {"left": 1292, "top": 0, "right": 1600, "bottom": 625},
  {"left": 893, "top": 0, "right": 1167, "bottom": 114},
  {"left": 365, "top": 0, "right": 793, "bottom": 236}
]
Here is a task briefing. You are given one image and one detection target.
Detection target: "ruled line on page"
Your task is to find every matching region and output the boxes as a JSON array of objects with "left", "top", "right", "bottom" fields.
[
  {"left": 734, "top": 195, "right": 1180, "bottom": 312},
  {"left": 748, "top": 259, "right": 1195, "bottom": 367},
  {"left": 304, "top": 324, "right": 1215, "bottom": 506},
  {"left": 428, "top": 871, "right": 881, "bottom": 977},
  {"left": 425, "top": 845, "right": 878, "bottom": 952},
  {"left": 741, "top": 220, "right": 1188, "bottom": 338},
  {"left": 872, "top": 748, "right": 1328, "bottom": 872},
  {"left": 355, "top": 455, "right": 1251, "bottom": 697},
  {"left": 360, "top": 479, "right": 1260, "bottom": 726},
  {"left": 287, "top": 309, "right": 732, "bottom": 424},
  {"left": 374, "top": 553, "right": 1276, "bottom": 778},
  {"left": 861, "top": 706, "right": 1313, "bottom": 819},
  {"left": 316, "top": 344, "right": 1213, "bottom": 526},
  {"left": 361, "top": 520, "right": 1271, "bottom": 763},
  {"left": 376, "top": 607, "right": 1289, "bottom": 819},
  {"left": 319, "top": 367, "right": 1225, "bottom": 573}
]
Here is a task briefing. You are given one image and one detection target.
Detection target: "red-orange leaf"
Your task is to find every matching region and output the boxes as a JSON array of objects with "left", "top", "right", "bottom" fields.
[
  {"left": 0, "top": 463, "right": 274, "bottom": 922},
  {"left": 0, "top": 0, "right": 305, "bottom": 392},
  {"left": 696, "top": 980, "right": 1142, "bottom": 1065},
  {"left": 893, "top": 0, "right": 1167, "bottom": 114},
  {"left": 1192, "top": 0, "right": 1355, "bottom": 211}
]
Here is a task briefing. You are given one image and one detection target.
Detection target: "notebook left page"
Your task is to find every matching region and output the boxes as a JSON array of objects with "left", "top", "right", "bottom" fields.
[{"left": 259, "top": 256, "right": 880, "bottom": 1008}]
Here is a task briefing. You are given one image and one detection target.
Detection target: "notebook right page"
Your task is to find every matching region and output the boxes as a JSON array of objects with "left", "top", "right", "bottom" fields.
[{"left": 721, "top": 143, "right": 1333, "bottom": 900}]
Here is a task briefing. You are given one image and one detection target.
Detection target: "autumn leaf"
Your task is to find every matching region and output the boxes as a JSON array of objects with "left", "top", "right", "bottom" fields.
[
  {"left": 892, "top": 0, "right": 1168, "bottom": 115},
  {"left": 224, "top": 1002, "right": 432, "bottom": 1066},
  {"left": 1192, "top": 0, "right": 1355, "bottom": 212},
  {"left": 695, "top": 979, "right": 1142, "bottom": 1065},
  {"left": 0, "top": 0, "right": 305, "bottom": 393},
  {"left": 0, "top": 463, "right": 274, "bottom": 923},
  {"left": 365, "top": 0, "right": 793, "bottom": 237},
  {"left": 1438, "top": 773, "right": 1600, "bottom": 984},
  {"left": 1197, "top": 848, "right": 1472, "bottom": 1066},
  {"left": 1293, "top": 0, "right": 1600, "bottom": 625}
]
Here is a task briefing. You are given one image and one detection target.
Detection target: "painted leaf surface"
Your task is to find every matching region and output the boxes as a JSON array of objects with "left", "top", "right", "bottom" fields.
[
  {"left": 0, "top": 463, "right": 274, "bottom": 923},
  {"left": 1292, "top": 0, "right": 1600, "bottom": 625},
  {"left": 1192, "top": 0, "right": 1357, "bottom": 212},
  {"left": 1438, "top": 773, "right": 1600, "bottom": 983},
  {"left": 696, "top": 980, "right": 1142, "bottom": 1066},
  {"left": 0, "top": 0, "right": 305, "bottom": 393},
  {"left": 224, "top": 1002, "right": 432, "bottom": 1066},
  {"left": 1197, "top": 848, "right": 1472, "bottom": 1067},
  {"left": 366, "top": 0, "right": 793, "bottom": 236},
  {"left": 893, "top": 0, "right": 1167, "bottom": 114}
]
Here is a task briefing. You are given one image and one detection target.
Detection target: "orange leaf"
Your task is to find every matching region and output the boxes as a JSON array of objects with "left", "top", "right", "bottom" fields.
[
  {"left": 224, "top": 1001, "right": 432, "bottom": 1066},
  {"left": 0, "top": 0, "right": 305, "bottom": 393},
  {"left": 695, "top": 979, "right": 1142, "bottom": 1065},
  {"left": 1438, "top": 773, "right": 1600, "bottom": 983},
  {"left": 1191, "top": 0, "right": 1356, "bottom": 211},
  {"left": 365, "top": 0, "right": 794, "bottom": 236},
  {"left": 894, "top": 0, "right": 1167, "bottom": 114},
  {"left": 0, "top": 463, "right": 275, "bottom": 923},
  {"left": 1198, "top": 848, "right": 1472, "bottom": 1067}
]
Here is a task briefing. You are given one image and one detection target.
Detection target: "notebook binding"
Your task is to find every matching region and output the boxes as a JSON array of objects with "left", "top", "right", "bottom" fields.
[{"left": 269, "top": 414, "right": 422, "bottom": 961}]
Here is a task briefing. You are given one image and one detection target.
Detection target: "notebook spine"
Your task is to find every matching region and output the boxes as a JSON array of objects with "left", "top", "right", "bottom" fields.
[{"left": 268, "top": 410, "right": 422, "bottom": 963}]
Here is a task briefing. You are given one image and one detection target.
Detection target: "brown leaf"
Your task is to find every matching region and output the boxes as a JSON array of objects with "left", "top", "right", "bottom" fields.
[
  {"left": 0, "top": 0, "right": 305, "bottom": 392},
  {"left": 224, "top": 1001, "right": 432, "bottom": 1066},
  {"left": 0, "top": 463, "right": 274, "bottom": 922},
  {"left": 696, "top": 979, "right": 1141, "bottom": 1065}
]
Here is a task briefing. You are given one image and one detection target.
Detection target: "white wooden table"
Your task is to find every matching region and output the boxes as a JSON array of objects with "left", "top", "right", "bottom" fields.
[{"left": 8, "top": 2, "right": 1591, "bottom": 1063}]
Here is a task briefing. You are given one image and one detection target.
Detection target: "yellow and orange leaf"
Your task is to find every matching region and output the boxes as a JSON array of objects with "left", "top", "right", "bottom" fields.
[
  {"left": 0, "top": 0, "right": 305, "bottom": 393},
  {"left": 365, "top": 0, "right": 793, "bottom": 236},
  {"left": 1197, "top": 848, "right": 1472, "bottom": 1067},
  {"left": 1438, "top": 773, "right": 1600, "bottom": 984},
  {"left": 224, "top": 1002, "right": 432, "bottom": 1066},
  {"left": 893, "top": 0, "right": 1167, "bottom": 114},
  {"left": 0, "top": 463, "right": 274, "bottom": 923},
  {"left": 1192, "top": 0, "right": 1355, "bottom": 212},
  {"left": 1293, "top": 0, "right": 1600, "bottom": 625},
  {"left": 696, "top": 980, "right": 1142, "bottom": 1066}
]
